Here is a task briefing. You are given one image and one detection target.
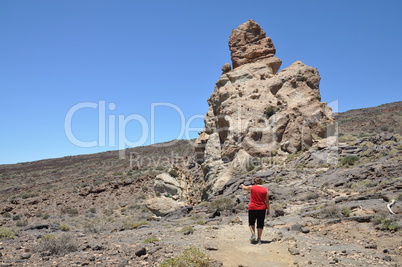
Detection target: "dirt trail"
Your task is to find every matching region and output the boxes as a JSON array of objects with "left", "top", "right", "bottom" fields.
[{"left": 205, "top": 216, "right": 296, "bottom": 267}]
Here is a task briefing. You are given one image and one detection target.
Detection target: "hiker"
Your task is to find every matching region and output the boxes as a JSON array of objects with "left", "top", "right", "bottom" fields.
[{"left": 241, "top": 177, "right": 269, "bottom": 244}]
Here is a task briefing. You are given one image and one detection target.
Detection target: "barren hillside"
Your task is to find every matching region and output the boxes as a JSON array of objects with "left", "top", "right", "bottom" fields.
[{"left": 335, "top": 101, "right": 402, "bottom": 136}]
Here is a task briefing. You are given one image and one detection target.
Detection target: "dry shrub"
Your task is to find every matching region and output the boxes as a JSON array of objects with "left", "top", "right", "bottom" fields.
[
  {"left": 321, "top": 205, "right": 342, "bottom": 218},
  {"left": 160, "top": 247, "right": 217, "bottom": 267},
  {"left": 208, "top": 197, "right": 234, "bottom": 212},
  {"left": 34, "top": 234, "right": 78, "bottom": 256}
]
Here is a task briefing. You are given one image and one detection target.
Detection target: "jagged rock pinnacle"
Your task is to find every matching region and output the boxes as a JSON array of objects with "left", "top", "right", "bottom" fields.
[{"left": 229, "top": 19, "right": 276, "bottom": 68}]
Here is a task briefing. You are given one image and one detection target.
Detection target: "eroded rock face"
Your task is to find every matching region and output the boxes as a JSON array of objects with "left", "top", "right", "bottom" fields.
[
  {"left": 195, "top": 21, "right": 335, "bottom": 198},
  {"left": 229, "top": 19, "right": 276, "bottom": 68}
]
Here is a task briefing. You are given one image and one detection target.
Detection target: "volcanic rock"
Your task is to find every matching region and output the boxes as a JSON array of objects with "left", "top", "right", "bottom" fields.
[
  {"left": 195, "top": 20, "right": 335, "bottom": 197},
  {"left": 144, "top": 197, "right": 185, "bottom": 217},
  {"left": 229, "top": 19, "right": 276, "bottom": 68}
]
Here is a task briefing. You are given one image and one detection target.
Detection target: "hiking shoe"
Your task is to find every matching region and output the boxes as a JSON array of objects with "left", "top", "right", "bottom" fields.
[
  {"left": 250, "top": 234, "right": 256, "bottom": 243},
  {"left": 257, "top": 238, "right": 262, "bottom": 245}
]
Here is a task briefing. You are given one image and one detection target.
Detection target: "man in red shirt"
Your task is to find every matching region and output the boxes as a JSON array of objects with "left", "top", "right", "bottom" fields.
[{"left": 241, "top": 177, "right": 270, "bottom": 244}]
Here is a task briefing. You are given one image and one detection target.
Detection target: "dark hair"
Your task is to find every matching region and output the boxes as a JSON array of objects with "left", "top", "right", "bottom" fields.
[{"left": 253, "top": 177, "right": 263, "bottom": 185}]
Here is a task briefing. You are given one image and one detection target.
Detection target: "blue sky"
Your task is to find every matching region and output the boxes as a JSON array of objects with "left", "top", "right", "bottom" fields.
[{"left": 1, "top": 0, "right": 401, "bottom": 164}]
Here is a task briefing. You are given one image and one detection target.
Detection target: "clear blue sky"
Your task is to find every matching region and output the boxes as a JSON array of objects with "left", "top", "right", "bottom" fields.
[{"left": 1, "top": 0, "right": 401, "bottom": 164}]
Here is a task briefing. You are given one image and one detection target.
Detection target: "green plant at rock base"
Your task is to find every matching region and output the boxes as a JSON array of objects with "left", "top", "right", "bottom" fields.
[
  {"left": 264, "top": 105, "right": 277, "bottom": 118},
  {"left": 286, "top": 151, "right": 303, "bottom": 162},
  {"left": 59, "top": 224, "right": 71, "bottom": 231},
  {"left": 159, "top": 247, "right": 216, "bottom": 267},
  {"left": 339, "top": 155, "right": 359, "bottom": 166},
  {"left": 123, "top": 220, "right": 149, "bottom": 230},
  {"left": 382, "top": 140, "right": 396, "bottom": 146},
  {"left": 341, "top": 207, "right": 351, "bottom": 217},
  {"left": 181, "top": 226, "right": 195, "bottom": 233},
  {"left": 208, "top": 197, "right": 233, "bottom": 212},
  {"left": 380, "top": 218, "right": 400, "bottom": 231},
  {"left": 389, "top": 149, "right": 398, "bottom": 157},
  {"left": 372, "top": 212, "right": 400, "bottom": 232},
  {"left": 0, "top": 227, "right": 16, "bottom": 239},
  {"left": 338, "top": 135, "right": 357, "bottom": 143},
  {"left": 144, "top": 235, "right": 159, "bottom": 243}
]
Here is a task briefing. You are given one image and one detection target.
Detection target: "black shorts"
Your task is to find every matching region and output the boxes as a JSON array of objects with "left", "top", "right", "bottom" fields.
[{"left": 248, "top": 209, "right": 266, "bottom": 229}]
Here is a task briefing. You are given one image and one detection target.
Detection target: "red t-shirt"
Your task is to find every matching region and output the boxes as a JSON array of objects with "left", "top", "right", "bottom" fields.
[{"left": 248, "top": 185, "right": 268, "bottom": 210}]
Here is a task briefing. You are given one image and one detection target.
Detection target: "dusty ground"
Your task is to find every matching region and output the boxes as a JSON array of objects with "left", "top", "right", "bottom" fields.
[{"left": 205, "top": 219, "right": 297, "bottom": 267}]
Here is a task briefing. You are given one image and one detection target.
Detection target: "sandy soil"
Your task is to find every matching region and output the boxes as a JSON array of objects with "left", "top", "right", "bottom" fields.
[{"left": 205, "top": 216, "right": 296, "bottom": 267}]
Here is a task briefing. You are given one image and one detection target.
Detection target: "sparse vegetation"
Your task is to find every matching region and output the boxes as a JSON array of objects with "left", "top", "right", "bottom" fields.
[
  {"left": 159, "top": 247, "right": 216, "bottom": 267},
  {"left": 0, "top": 227, "right": 16, "bottom": 239},
  {"left": 320, "top": 205, "right": 341, "bottom": 218},
  {"left": 16, "top": 219, "right": 28, "bottom": 227},
  {"left": 304, "top": 192, "right": 319, "bottom": 201},
  {"left": 381, "top": 218, "right": 400, "bottom": 231},
  {"left": 341, "top": 207, "right": 351, "bottom": 217},
  {"left": 34, "top": 234, "right": 78, "bottom": 256},
  {"left": 59, "top": 224, "right": 71, "bottom": 231},
  {"left": 144, "top": 235, "right": 159, "bottom": 243},
  {"left": 286, "top": 151, "right": 303, "bottom": 162},
  {"left": 83, "top": 221, "right": 100, "bottom": 234},
  {"left": 264, "top": 105, "right": 278, "bottom": 118},
  {"left": 19, "top": 192, "right": 39, "bottom": 199},
  {"left": 195, "top": 219, "right": 206, "bottom": 225},
  {"left": 181, "top": 226, "right": 195, "bottom": 233},
  {"left": 123, "top": 220, "right": 149, "bottom": 230},
  {"left": 338, "top": 134, "right": 357, "bottom": 143},
  {"left": 389, "top": 149, "right": 398, "bottom": 156},
  {"left": 351, "top": 179, "right": 377, "bottom": 189},
  {"left": 103, "top": 208, "right": 114, "bottom": 216},
  {"left": 339, "top": 155, "right": 359, "bottom": 166},
  {"left": 382, "top": 140, "right": 396, "bottom": 146},
  {"left": 208, "top": 197, "right": 234, "bottom": 212},
  {"left": 61, "top": 208, "right": 79, "bottom": 216},
  {"left": 373, "top": 215, "right": 400, "bottom": 232},
  {"left": 235, "top": 202, "right": 247, "bottom": 211}
]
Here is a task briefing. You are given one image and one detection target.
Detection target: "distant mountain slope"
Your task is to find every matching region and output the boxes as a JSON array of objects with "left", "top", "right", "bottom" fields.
[
  {"left": 0, "top": 139, "right": 194, "bottom": 200},
  {"left": 335, "top": 101, "right": 402, "bottom": 136}
]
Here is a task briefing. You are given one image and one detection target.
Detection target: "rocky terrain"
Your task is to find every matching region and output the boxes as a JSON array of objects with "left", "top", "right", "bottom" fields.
[{"left": 0, "top": 20, "right": 402, "bottom": 267}]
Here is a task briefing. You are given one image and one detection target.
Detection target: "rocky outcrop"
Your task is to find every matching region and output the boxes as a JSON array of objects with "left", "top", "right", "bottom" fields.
[
  {"left": 146, "top": 165, "right": 202, "bottom": 215},
  {"left": 195, "top": 20, "right": 335, "bottom": 198},
  {"left": 229, "top": 19, "right": 276, "bottom": 68}
]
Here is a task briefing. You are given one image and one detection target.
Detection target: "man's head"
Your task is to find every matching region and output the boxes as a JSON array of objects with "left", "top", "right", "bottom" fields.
[{"left": 253, "top": 177, "right": 263, "bottom": 185}]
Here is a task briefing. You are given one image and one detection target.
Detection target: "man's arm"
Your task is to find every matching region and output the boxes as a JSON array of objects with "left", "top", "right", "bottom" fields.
[{"left": 241, "top": 184, "right": 252, "bottom": 191}]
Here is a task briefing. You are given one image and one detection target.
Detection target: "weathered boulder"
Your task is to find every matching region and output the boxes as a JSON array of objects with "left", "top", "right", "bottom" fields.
[
  {"left": 144, "top": 197, "right": 185, "bottom": 217},
  {"left": 154, "top": 173, "right": 182, "bottom": 198}
]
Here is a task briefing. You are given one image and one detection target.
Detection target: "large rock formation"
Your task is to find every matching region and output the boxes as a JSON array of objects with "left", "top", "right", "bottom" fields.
[{"left": 195, "top": 20, "right": 335, "bottom": 198}]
